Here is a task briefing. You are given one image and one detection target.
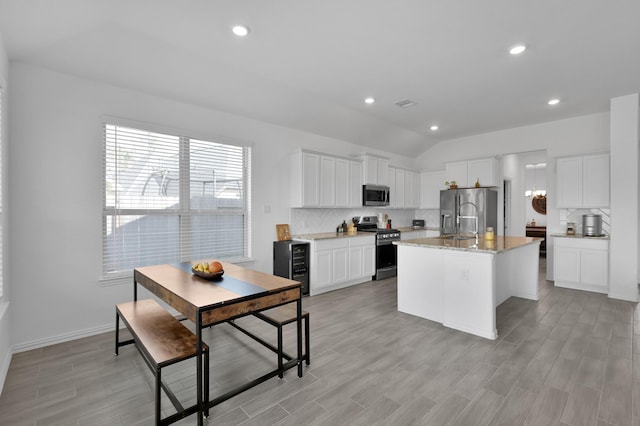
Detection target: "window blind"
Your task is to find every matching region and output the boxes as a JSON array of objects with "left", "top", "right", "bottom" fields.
[
  {"left": 0, "top": 87, "right": 3, "bottom": 298},
  {"left": 102, "top": 124, "right": 251, "bottom": 277}
]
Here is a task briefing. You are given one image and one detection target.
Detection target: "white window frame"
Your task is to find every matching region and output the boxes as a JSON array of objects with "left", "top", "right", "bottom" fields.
[
  {"left": 102, "top": 122, "right": 251, "bottom": 280},
  {"left": 0, "top": 86, "right": 3, "bottom": 299}
]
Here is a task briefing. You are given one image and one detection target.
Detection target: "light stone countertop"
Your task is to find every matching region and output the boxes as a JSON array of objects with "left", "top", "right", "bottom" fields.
[
  {"left": 550, "top": 233, "right": 610, "bottom": 240},
  {"left": 292, "top": 231, "right": 374, "bottom": 241},
  {"left": 394, "top": 235, "right": 542, "bottom": 254},
  {"left": 396, "top": 226, "right": 440, "bottom": 232}
]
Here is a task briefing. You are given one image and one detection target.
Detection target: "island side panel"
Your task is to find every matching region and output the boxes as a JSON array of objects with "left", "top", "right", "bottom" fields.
[
  {"left": 397, "top": 245, "right": 445, "bottom": 322},
  {"left": 442, "top": 250, "right": 497, "bottom": 340},
  {"left": 495, "top": 242, "right": 540, "bottom": 303}
]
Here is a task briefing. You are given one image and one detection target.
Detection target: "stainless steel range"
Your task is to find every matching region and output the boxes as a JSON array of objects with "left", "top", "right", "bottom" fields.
[{"left": 354, "top": 216, "right": 401, "bottom": 280}]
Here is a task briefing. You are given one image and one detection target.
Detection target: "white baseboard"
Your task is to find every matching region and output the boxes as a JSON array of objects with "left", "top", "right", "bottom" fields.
[
  {"left": 0, "top": 347, "right": 11, "bottom": 396},
  {"left": 11, "top": 306, "right": 184, "bottom": 354},
  {"left": 11, "top": 323, "right": 115, "bottom": 354}
]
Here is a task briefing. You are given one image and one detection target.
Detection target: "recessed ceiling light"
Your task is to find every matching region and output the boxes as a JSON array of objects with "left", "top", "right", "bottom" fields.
[
  {"left": 430, "top": 125, "right": 439, "bottom": 131},
  {"left": 232, "top": 25, "right": 250, "bottom": 37},
  {"left": 548, "top": 98, "right": 560, "bottom": 105},
  {"left": 509, "top": 44, "right": 526, "bottom": 55},
  {"left": 364, "top": 97, "right": 375, "bottom": 104}
]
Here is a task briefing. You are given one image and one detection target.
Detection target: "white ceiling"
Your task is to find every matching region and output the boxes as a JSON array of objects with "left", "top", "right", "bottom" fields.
[{"left": 1, "top": 0, "right": 639, "bottom": 157}]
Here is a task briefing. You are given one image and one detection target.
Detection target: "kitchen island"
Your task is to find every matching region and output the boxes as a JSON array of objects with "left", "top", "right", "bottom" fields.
[{"left": 394, "top": 236, "right": 541, "bottom": 339}]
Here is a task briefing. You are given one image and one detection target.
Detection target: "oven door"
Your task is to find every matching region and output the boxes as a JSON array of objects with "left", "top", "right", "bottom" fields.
[{"left": 375, "top": 240, "right": 397, "bottom": 280}]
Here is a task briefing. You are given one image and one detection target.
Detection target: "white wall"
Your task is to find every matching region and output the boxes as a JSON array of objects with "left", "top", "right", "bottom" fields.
[
  {"left": 7, "top": 63, "right": 417, "bottom": 351},
  {"left": 0, "top": 31, "right": 11, "bottom": 394},
  {"left": 610, "top": 94, "right": 639, "bottom": 301}
]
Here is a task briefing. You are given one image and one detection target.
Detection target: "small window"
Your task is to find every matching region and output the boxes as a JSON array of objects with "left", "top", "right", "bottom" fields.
[{"left": 102, "top": 124, "right": 251, "bottom": 278}]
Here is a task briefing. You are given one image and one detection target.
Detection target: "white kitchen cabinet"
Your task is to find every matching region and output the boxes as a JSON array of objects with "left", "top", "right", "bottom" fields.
[
  {"left": 332, "top": 247, "right": 349, "bottom": 283},
  {"left": 388, "top": 166, "right": 419, "bottom": 208},
  {"left": 405, "top": 170, "right": 419, "bottom": 208},
  {"left": 445, "top": 157, "right": 500, "bottom": 188},
  {"left": 395, "top": 169, "right": 405, "bottom": 207},
  {"left": 556, "top": 156, "right": 582, "bottom": 208},
  {"left": 291, "top": 149, "right": 363, "bottom": 208},
  {"left": 553, "top": 237, "right": 609, "bottom": 294},
  {"left": 348, "top": 236, "right": 376, "bottom": 280},
  {"left": 363, "top": 154, "right": 390, "bottom": 185},
  {"left": 420, "top": 170, "right": 445, "bottom": 209},
  {"left": 445, "top": 161, "right": 468, "bottom": 187},
  {"left": 583, "top": 154, "right": 609, "bottom": 207},
  {"left": 320, "top": 155, "right": 336, "bottom": 207},
  {"left": 335, "top": 158, "right": 349, "bottom": 207},
  {"left": 315, "top": 250, "right": 332, "bottom": 288},
  {"left": 303, "top": 235, "right": 376, "bottom": 295},
  {"left": 388, "top": 167, "right": 397, "bottom": 208},
  {"left": 468, "top": 158, "right": 500, "bottom": 188},
  {"left": 349, "top": 160, "right": 363, "bottom": 207},
  {"left": 291, "top": 150, "right": 320, "bottom": 207},
  {"left": 556, "top": 153, "right": 609, "bottom": 208},
  {"left": 363, "top": 244, "right": 375, "bottom": 277}
]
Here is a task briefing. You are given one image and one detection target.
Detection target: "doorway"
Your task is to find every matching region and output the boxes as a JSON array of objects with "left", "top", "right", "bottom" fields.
[{"left": 503, "top": 178, "right": 511, "bottom": 236}]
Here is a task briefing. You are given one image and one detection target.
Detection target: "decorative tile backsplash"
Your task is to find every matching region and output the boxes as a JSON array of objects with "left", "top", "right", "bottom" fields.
[
  {"left": 290, "top": 208, "right": 440, "bottom": 235},
  {"left": 560, "top": 208, "right": 610, "bottom": 235}
]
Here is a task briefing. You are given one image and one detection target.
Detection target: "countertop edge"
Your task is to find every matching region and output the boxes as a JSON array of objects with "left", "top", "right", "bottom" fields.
[
  {"left": 550, "top": 233, "right": 610, "bottom": 240},
  {"left": 292, "top": 231, "right": 375, "bottom": 241},
  {"left": 396, "top": 226, "right": 440, "bottom": 232},
  {"left": 394, "top": 236, "right": 542, "bottom": 254}
]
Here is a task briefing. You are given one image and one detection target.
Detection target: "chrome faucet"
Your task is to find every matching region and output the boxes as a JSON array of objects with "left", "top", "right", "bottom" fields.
[{"left": 457, "top": 201, "right": 479, "bottom": 243}]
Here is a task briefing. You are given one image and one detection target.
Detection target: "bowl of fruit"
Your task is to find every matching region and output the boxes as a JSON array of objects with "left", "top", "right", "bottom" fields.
[{"left": 192, "top": 261, "right": 224, "bottom": 281}]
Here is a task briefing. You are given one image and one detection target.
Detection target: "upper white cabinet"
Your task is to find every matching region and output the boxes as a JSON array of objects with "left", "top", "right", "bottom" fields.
[
  {"left": 388, "top": 166, "right": 420, "bottom": 209},
  {"left": 349, "top": 160, "right": 363, "bottom": 207},
  {"left": 445, "top": 157, "right": 500, "bottom": 188},
  {"left": 290, "top": 151, "right": 320, "bottom": 207},
  {"left": 405, "top": 170, "right": 419, "bottom": 208},
  {"left": 556, "top": 153, "right": 609, "bottom": 208},
  {"left": 363, "top": 154, "right": 390, "bottom": 185},
  {"left": 420, "top": 170, "right": 445, "bottom": 209},
  {"left": 445, "top": 161, "right": 468, "bottom": 187},
  {"left": 335, "top": 158, "right": 349, "bottom": 207},
  {"left": 291, "top": 149, "right": 363, "bottom": 208},
  {"left": 320, "top": 156, "right": 336, "bottom": 207}
]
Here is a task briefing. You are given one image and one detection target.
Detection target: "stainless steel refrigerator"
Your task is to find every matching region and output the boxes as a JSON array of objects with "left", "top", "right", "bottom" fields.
[{"left": 440, "top": 188, "right": 498, "bottom": 237}]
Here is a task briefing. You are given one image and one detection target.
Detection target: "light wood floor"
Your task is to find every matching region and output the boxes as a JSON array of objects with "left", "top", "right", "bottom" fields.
[{"left": 1, "top": 260, "right": 638, "bottom": 425}]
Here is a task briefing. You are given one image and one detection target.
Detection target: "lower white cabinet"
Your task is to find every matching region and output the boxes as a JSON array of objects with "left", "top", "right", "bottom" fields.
[
  {"left": 553, "top": 237, "right": 609, "bottom": 294},
  {"left": 303, "top": 235, "right": 376, "bottom": 295}
]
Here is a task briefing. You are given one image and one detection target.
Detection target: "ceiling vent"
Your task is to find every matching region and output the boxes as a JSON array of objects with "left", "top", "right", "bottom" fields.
[{"left": 394, "top": 99, "right": 417, "bottom": 109}]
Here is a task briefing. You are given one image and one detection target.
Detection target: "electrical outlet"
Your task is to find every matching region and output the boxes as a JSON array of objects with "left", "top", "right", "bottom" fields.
[{"left": 461, "top": 269, "right": 469, "bottom": 281}]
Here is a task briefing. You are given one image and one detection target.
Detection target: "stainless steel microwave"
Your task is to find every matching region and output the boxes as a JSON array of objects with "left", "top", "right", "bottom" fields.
[{"left": 362, "top": 184, "right": 390, "bottom": 206}]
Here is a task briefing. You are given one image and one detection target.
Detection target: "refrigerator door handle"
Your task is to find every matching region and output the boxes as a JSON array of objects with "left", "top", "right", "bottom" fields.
[{"left": 441, "top": 214, "right": 451, "bottom": 230}]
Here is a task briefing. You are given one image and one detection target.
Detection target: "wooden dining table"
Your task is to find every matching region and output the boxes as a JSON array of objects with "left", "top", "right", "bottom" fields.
[{"left": 133, "top": 260, "right": 303, "bottom": 425}]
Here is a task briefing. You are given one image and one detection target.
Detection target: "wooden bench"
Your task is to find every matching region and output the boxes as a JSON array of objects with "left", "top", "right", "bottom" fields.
[
  {"left": 115, "top": 299, "right": 209, "bottom": 426},
  {"left": 229, "top": 303, "right": 309, "bottom": 378}
]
